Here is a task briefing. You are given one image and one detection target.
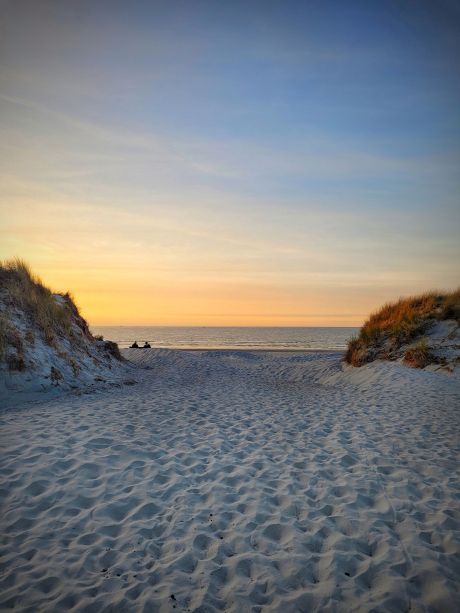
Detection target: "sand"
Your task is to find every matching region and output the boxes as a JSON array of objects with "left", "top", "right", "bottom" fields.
[{"left": 0, "top": 349, "right": 459, "bottom": 612}]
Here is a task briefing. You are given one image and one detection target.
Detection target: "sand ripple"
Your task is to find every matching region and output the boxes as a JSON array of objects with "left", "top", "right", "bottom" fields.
[{"left": 0, "top": 350, "right": 459, "bottom": 611}]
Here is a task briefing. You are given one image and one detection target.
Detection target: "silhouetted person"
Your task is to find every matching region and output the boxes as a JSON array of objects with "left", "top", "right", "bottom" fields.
[
  {"left": 143, "top": 341, "right": 151, "bottom": 348},
  {"left": 130, "top": 341, "right": 139, "bottom": 348}
]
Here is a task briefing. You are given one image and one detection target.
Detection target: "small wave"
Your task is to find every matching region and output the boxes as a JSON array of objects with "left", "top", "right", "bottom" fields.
[{"left": 92, "top": 326, "right": 357, "bottom": 352}]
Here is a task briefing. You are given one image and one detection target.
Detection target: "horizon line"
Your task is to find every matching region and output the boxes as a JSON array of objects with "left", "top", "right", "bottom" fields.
[{"left": 90, "top": 324, "right": 361, "bottom": 328}]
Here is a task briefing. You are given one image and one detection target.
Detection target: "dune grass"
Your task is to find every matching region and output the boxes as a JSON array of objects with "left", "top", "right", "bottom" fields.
[
  {"left": 0, "top": 313, "right": 25, "bottom": 368},
  {"left": 1, "top": 258, "right": 123, "bottom": 371},
  {"left": 403, "top": 338, "right": 433, "bottom": 369},
  {"left": 0, "top": 258, "right": 80, "bottom": 351},
  {"left": 345, "top": 289, "right": 460, "bottom": 367}
]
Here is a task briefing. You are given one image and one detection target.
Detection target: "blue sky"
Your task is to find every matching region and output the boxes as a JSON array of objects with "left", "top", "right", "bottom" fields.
[{"left": 0, "top": 0, "right": 459, "bottom": 324}]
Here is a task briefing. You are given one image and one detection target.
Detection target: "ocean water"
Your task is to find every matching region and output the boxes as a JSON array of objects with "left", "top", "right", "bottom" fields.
[{"left": 91, "top": 326, "right": 358, "bottom": 351}]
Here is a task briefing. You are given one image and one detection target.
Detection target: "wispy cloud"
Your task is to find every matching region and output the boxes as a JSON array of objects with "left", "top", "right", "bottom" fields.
[{"left": 1, "top": 0, "right": 458, "bottom": 324}]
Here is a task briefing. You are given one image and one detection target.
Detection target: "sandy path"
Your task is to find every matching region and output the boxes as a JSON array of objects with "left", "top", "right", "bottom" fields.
[{"left": 1, "top": 350, "right": 459, "bottom": 612}]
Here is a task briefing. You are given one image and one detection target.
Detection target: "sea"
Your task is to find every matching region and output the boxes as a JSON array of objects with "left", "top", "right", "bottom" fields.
[{"left": 91, "top": 326, "right": 358, "bottom": 351}]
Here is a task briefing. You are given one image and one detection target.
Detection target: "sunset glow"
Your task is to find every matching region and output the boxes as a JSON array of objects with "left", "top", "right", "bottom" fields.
[{"left": 1, "top": 1, "right": 459, "bottom": 325}]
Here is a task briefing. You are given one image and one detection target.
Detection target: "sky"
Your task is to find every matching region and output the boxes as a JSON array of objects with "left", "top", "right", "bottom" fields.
[{"left": 0, "top": 0, "right": 459, "bottom": 326}]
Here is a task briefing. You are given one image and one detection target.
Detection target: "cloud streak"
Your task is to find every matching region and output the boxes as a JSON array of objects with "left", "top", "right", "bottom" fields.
[{"left": 0, "top": 1, "right": 458, "bottom": 324}]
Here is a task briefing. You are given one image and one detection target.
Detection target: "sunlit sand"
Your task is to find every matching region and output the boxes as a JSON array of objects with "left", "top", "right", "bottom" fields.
[{"left": 1, "top": 349, "right": 458, "bottom": 611}]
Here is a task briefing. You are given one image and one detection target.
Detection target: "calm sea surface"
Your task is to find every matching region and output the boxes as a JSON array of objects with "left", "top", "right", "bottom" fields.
[{"left": 91, "top": 326, "right": 358, "bottom": 351}]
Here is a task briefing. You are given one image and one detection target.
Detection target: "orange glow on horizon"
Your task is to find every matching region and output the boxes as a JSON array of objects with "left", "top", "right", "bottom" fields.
[
  {"left": 1, "top": 3, "right": 459, "bottom": 330},
  {"left": 3, "top": 257, "right": 423, "bottom": 328},
  {"left": 39, "top": 270, "right": 368, "bottom": 327},
  {"left": 2, "top": 196, "right": 457, "bottom": 328}
]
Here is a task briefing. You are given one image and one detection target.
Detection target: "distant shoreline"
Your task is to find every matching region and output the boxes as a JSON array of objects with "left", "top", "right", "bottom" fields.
[{"left": 94, "top": 326, "right": 355, "bottom": 353}]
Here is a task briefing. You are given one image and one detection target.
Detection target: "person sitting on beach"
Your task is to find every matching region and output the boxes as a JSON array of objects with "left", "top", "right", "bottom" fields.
[
  {"left": 130, "top": 341, "right": 139, "bottom": 348},
  {"left": 143, "top": 341, "right": 151, "bottom": 348}
]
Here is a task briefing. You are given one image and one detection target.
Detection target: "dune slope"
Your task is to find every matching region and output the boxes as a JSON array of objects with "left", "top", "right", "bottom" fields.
[
  {"left": 345, "top": 289, "right": 460, "bottom": 371},
  {"left": 0, "top": 260, "right": 130, "bottom": 404}
]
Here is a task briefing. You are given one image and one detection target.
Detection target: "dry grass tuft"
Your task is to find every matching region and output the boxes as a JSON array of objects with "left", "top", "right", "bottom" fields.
[
  {"left": 346, "top": 288, "right": 460, "bottom": 367},
  {"left": 50, "top": 366, "right": 63, "bottom": 382},
  {"left": 103, "top": 340, "right": 123, "bottom": 361},
  {"left": 0, "top": 259, "right": 124, "bottom": 370},
  {"left": 0, "top": 313, "right": 25, "bottom": 369},
  {"left": 403, "top": 338, "right": 432, "bottom": 369},
  {"left": 0, "top": 258, "right": 75, "bottom": 347}
]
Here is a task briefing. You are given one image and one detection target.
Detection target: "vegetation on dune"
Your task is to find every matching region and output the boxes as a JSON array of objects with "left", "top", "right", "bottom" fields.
[
  {"left": 103, "top": 340, "right": 123, "bottom": 361},
  {"left": 0, "top": 258, "right": 122, "bottom": 371},
  {"left": 0, "top": 313, "right": 25, "bottom": 369},
  {"left": 345, "top": 289, "right": 460, "bottom": 367},
  {"left": 0, "top": 258, "right": 81, "bottom": 350},
  {"left": 403, "top": 338, "right": 433, "bottom": 369}
]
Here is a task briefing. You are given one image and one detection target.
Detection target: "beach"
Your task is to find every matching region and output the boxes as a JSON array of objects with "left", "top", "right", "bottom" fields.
[
  {"left": 1, "top": 349, "right": 459, "bottom": 611},
  {"left": 2, "top": 0, "right": 459, "bottom": 609}
]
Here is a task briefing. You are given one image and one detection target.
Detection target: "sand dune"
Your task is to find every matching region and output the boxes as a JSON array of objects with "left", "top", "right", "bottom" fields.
[{"left": 0, "top": 350, "right": 459, "bottom": 611}]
